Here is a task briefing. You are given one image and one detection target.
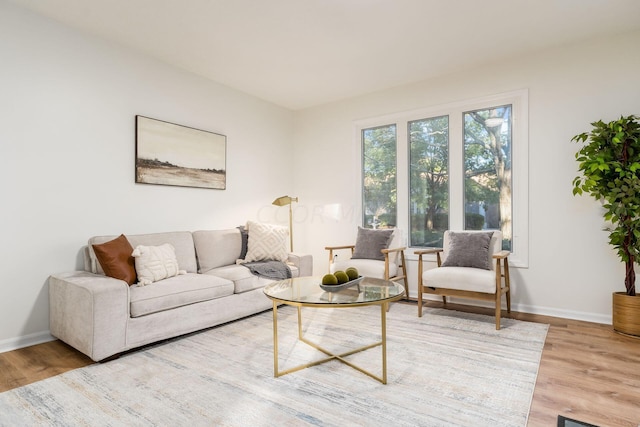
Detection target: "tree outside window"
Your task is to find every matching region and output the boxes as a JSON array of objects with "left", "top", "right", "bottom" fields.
[
  {"left": 463, "top": 105, "right": 512, "bottom": 250},
  {"left": 409, "top": 116, "right": 449, "bottom": 247},
  {"left": 357, "top": 91, "right": 526, "bottom": 265},
  {"left": 362, "top": 124, "right": 397, "bottom": 229}
]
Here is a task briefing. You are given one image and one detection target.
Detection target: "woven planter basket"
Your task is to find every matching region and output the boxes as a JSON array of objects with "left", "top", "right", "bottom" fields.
[{"left": 613, "top": 292, "right": 640, "bottom": 338}]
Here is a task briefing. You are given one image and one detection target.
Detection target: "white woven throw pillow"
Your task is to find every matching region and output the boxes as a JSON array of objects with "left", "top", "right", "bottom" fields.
[
  {"left": 244, "top": 221, "right": 289, "bottom": 263},
  {"left": 132, "top": 243, "right": 186, "bottom": 286}
]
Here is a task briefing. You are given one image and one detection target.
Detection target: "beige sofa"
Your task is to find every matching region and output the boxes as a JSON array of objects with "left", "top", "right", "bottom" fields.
[{"left": 49, "top": 228, "right": 312, "bottom": 361}]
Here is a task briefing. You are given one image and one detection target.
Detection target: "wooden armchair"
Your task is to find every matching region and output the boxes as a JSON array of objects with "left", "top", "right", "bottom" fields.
[
  {"left": 415, "top": 230, "right": 511, "bottom": 329},
  {"left": 325, "top": 228, "right": 409, "bottom": 300}
]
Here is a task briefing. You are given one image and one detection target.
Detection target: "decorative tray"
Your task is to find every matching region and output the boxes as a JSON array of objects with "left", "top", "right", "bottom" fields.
[{"left": 320, "top": 276, "right": 364, "bottom": 292}]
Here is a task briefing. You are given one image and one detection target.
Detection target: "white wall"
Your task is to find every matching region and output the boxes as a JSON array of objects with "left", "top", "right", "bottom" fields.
[
  {"left": 2, "top": 2, "right": 639, "bottom": 353},
  {"left": 292, "top": 30, "right": 640, "bottom": 324},
  {"left": 0, "top": 3, "right": 295, "bottom": 351}
]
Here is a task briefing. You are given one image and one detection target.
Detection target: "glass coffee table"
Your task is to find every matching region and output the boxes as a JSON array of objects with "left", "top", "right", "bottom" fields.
[{"left": 263, "top": 276, "right": 405, "bottom": 384}]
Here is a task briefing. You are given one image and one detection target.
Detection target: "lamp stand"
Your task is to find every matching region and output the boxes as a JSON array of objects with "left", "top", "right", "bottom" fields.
[
  {"left": 288, "top": 202, "right": 293, "bottom": 252},
  {"left": 271, "top": 195, "right": 298, "bottom": 253}
]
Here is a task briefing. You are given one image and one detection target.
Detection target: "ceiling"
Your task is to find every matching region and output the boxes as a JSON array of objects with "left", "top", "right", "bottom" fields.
[{"left": 10, "top": 0, "right": 640, "bottom": 110}]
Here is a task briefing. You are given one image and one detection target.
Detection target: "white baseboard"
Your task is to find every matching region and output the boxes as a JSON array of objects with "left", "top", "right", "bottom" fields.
[
  {"left": 513, "top": 303, "right": 611, "bottom": 325},
  {"left": 422, "top": 295, "right": 612, "bottom": 325},
  {"left": 0, "top": 331, "right": 55, "bottom": 354}
]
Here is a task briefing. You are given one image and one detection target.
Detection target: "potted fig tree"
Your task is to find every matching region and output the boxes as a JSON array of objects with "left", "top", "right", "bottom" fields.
[{"left": 572, "top": 114, "right": 640, "bottom": 337}]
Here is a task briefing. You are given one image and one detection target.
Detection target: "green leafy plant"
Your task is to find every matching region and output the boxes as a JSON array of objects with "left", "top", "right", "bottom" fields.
[{"left": 572, "top": 115, "right": 640, "bottom": 296}]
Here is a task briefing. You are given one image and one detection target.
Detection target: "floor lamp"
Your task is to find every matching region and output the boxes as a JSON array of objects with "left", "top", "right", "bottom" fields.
[{"left": 272, "top": 195, "right": 298, "bottom": 252}]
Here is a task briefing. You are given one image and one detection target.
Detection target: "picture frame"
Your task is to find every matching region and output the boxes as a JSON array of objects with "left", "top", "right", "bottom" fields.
[{"left": 135, "top": 115, "right": 226, "bottom": 190}]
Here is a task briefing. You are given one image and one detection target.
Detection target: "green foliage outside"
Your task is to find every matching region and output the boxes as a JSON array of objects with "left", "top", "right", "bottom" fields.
[
  {"left": 409, "top": 116, "right": 449, "bottom": 245},
  {"left": 465, "top": 213, "right": 485, "bottom": 230},
  {"left": 463, "top": 106, "right": 512, "bottom": 247},
  {"left": 363, "top": 105, "right": 513, "bottom": 251},
  {"left": 362, "top": 125, "right": 397, "bottom": 228}
]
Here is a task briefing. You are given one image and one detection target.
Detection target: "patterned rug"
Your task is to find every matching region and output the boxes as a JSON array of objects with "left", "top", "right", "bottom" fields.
[{"left": 0, "top": 304, "right": 548, "bottom": 426}]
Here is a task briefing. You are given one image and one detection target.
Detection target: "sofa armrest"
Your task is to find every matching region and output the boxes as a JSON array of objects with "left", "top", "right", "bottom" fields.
[
  {"left": 49, "top": 271, "right": 130, "bottom": 361},
  {"left": 287, "top": 253, "right": 313, "bottom": 277}
]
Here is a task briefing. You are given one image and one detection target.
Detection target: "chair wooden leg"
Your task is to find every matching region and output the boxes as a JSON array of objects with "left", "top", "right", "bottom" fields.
[
  {"left": 504, "top": 258, "right": 511, "bottom": 313},
  {"left": 417, "top": 255, "right": 423, "bottom": 317},
  {"left": 442, "top": 296, "right": 447, "bottom": 305},
  {"left": 495, "top": 293, "right": 501, "bottom": 330},
  {"left": 400, "top": 251, "right": 409, "bottom": 300}
]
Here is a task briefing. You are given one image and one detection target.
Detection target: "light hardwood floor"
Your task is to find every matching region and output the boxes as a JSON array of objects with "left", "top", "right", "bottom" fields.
[{"left": 1, "top": 301, "right": 639, "bottom": 426}]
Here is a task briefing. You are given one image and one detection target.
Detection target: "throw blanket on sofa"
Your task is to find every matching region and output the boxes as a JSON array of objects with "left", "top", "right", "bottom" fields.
[{"left": 243, "top": 261, "right": 291, "bottom": 280}]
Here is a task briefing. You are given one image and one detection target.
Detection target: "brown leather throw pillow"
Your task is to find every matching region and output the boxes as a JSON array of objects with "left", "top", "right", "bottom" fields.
[{"left": 92, "top": 234, "right": 137, "bottom": 285}]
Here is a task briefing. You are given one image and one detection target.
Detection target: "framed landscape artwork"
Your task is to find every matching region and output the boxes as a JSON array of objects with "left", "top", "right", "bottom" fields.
[{"left": 135, "top": 115, "right": 226, "bottom": 190}]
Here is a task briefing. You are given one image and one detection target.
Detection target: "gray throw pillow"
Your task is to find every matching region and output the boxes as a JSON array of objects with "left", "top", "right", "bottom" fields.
[
  {"left": 442, "top": 231, "right": 494, "bottom": 270},
  {"left": 351, "top": 227, "right": 394, "bottom": 261},
  {"left": 237, "top": 225, "right": 248, "bottom": 259}
]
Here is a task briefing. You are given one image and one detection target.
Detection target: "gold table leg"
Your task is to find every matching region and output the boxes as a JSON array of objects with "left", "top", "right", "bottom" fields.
[
  {"left": 271, "top": 303, "right": 389, "bottom": 384},
  {"left": 272, "top": 301, "right": 279, "bottom": 378},
  {"left": 381, "top": 302, "right": 387, "bottom": 384}
]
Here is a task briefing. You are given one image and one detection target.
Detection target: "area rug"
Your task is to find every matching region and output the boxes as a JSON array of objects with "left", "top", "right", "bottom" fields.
[{"left": 0, "top": 304, "right": 548, "bottom": 427}]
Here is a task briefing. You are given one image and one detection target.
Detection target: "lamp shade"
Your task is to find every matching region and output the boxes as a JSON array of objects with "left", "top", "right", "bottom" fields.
[{"left": 272, "top": 196, "right": 298, "bottom": 206}]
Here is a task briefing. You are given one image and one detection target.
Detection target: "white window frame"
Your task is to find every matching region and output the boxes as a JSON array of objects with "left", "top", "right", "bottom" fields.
[{"left": 354, "top": 89, "right": 529, "bottom": 268}]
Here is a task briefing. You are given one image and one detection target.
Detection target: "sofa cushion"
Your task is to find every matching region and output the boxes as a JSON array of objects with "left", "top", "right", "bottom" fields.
[
  {"left": 207, "top": 263, "right": 301, "bottom": 294},
  {"left": 89, "top": 232, "right": 197, "bottom": 274},
  {"left": 129, "top": 273, "right": 234, "bottom": 317},
  {"left": 91, "top": 234, "right": 137, "bottom": 285},
  {"left": 193, "top": 229, "right": 242, "bottom": 273},
  {"left": 205, "top": 265, "right": 264, "bottom": 294},
  {"left": 244, "top": 221, "right": 288, "bottom": 262},
  {"left": 132, "top": 244, "right": 186, "bottom": 286}
]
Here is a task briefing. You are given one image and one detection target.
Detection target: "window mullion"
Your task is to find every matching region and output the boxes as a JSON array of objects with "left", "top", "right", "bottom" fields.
[
  {"left": 448, "top": 111, "right": 464, "bottom": 230},
  {"left": 396, "top": 122, "right": 409, "bottom": 239}
]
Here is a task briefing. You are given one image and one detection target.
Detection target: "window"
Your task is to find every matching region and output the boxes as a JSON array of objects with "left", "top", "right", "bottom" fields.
[
  {"left": 362, "top": 124, "right": 397, "bottom": 228},
  {"left": 463, "top": 105, "right": 512, "bottom": 250},
  {"left": 357, "top": 90, "right": 528, "bottom": 266},
  {"left": 409, "top": 116, "right": 449, "bottom": 247}
]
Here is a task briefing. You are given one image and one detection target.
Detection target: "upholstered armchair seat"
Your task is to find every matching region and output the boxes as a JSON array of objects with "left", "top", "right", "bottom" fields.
[
  {"left": 326, "top": 227, "right": 408, "bottom": 300},
  {"left": 423, "top": 266, "right": 497, "bottom": 294},
  {"left": 415, "top": 230, "right": 511, "bottom": 329},
  {"left": 330, "top": 258, "right": 400, "bottom": 280}
]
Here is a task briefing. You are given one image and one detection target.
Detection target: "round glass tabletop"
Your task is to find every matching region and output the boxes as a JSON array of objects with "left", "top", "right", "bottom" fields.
[{"left": 263, "top": 275, "right": 405, "bottom": 306}]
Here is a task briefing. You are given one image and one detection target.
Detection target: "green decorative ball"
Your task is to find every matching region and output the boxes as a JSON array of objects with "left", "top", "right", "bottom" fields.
[
  {"left": 345, "top": 267, "right": 359, "bottom": 280},
  {"left": 322, "top": 274, "right": 338, "bottom": 285},
  {"left": 334, "top": 271, "right": 349, "bottom": 284}
]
